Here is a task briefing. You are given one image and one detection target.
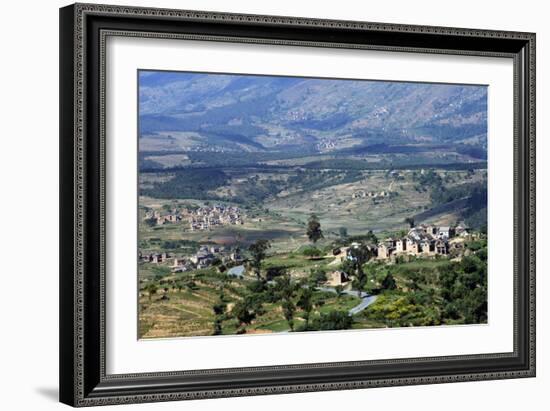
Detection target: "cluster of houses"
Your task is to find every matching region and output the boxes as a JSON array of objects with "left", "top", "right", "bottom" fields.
[
  {"left": 352, "top": 190, "right": 391, "bottom": 199},
  {"left": 324, "top": 223, "right": 473, "bottom": 286},
  {"left": 144, "top": 209, "right": 182, "bottom": 225},
  {"left": 377, "top": 224, "right": 471, "bottom": 260},
  {"left": 316, "top": 139, "right": 336, "bottom": 152},
  {"left": 188, "top": 205, "right": 244, "bottom": 231},
  {"left": 143, "top": 204, "right": 245, "bottom": 231},
  {"left": 140, "top": 245, "right": 245, "bottom": 273},
  {"left": 139, "top": 251, "right": 170, "bottom": 264}
]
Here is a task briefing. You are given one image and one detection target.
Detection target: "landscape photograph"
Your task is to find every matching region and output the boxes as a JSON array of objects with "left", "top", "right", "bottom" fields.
[{"left": 137, "top": 70, "right": 489, "bottom": 339}]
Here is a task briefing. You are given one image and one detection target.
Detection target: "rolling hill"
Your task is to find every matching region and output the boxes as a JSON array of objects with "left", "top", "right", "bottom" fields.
[{"left": 138, "top": 70, "right": 488, "bottom": 155}]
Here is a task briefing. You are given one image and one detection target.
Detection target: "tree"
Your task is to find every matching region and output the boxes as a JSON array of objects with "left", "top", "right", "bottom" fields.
[
  {"left": 213, "top": 318, "right": 223, "bottom": 335},
  {"left": 352, "top": 276, "right": 368, "bottom": 298},
  {"left": 302, "top": 246, "right": 322, "bottom": 258},
  {"left": 381, "top": 273, "right": 397, "bottom": 290},
  {"left": 335, "top": 285, "right": 344, "bottom": 300},
  {"left": 274, "top": 274, "right": 295, "bottom": 299},
  {"left": 364, "top": 230, "right": 378, "bottom": 245},
  {"left": 146, "top": 283, "right": 158, "bottom": 301},
  {"left": 297, "top": 287, "right": 314, "bottom": 330},
  {"left": 282, "top": 299, "right": 296, "bottom": 331},
  {"left": 247, "top": 279, "right": 266, "bottom": 294},
  {"left": 266, "top": 266, "right": 286, "bottom": 281},
  {"left": 274, "top": 274, "right": 297, "bottom": 331},
  {"left": 212, "top": 301, "right": 227, "bottom": 336},
  {"left": 404, "top": 217, "right": 415, "bottom": 228},
  {"left": 213, "top": 302, "right": 227, "bottom": 316},
  {"left": 309, "top": 268, "right": 327, "bottom": 287},
  {"left": 347, "top": 244, "right": 374, "bottom": 297},
  {"left": 185, "top": 280, "right": 198, "bottom": 291},
  {"left": 248, "top": 239, "right": 270, "bottom": 280},
  {"left": 311, "top": 311, "right": 353, "bottom": 330},
  {"left": 306, "top": 214, "right": 324, "bottom": 244},
  {"left": 144, "top": 217, "right": 157, "bottom": 227},
  {"left": 439, "top": 254, "right": 487, "bottom": 324},
  {"left": 339, "top": 227, "right": 348, "bottom": 239},
  {"left": 233, "top": 296, "right": 263, "bottom": 328}
]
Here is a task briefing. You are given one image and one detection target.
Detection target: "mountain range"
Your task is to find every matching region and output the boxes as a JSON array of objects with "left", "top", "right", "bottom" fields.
[{"left": 138, "top": 70, "right": 487, "bottom": 155}]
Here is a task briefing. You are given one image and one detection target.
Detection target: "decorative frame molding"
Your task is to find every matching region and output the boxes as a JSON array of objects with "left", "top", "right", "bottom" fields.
[{"left": 60, "top": 3, "right": 535, "bottom": 407}]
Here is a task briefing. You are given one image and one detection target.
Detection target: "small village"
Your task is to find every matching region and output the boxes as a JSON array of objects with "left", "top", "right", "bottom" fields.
[
  {"left": 376, "top": 223, "right": 473, "bottom": 260},
  {"left": 323, "top": 223, "right": 476, "bottom": 287},
  {"left": 188, "top": 205, "right": 244, "bottom": 231},
  {"left": 351, "top": 189, "right": 392, "bottom": 199},
  {"left": 144, "top": 204, "right": 245, "bottom": 231},
  {"left": 140, "top": 222, "right": 476, "bottom": 286},
  {"left": 140, "top": 244, "right": 243, "bottom": 273}
]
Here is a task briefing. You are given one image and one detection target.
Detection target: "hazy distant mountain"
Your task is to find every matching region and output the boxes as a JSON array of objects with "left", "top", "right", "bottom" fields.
[{"left": 139, "top": 71, "right": 487, "bottom": 154}]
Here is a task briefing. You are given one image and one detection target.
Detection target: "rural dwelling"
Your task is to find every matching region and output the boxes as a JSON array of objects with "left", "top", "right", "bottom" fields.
[
  {"left": 455, "top": 223, "right": 469, "bottom": 235},
  {"left": 449, "top": 241, "right": 465, "bottom": 257},
  {"left": 435, "top": 239, "right": 449, "bottom": 255},
  {"left": 171, "top": 258, "right": 193, "bottom": 273},
  {"left": 421, "top": 240, "right": 434, "bottom": 255},
  {"left": 172, "top": 258, "right": 186, "bottom": 267},
  {"left": 395, "top": 238, "right": 407, "bottom": 253},
  {"left": 425, "top": 225, "right": 438, "bottom": 236},
  {"left": 230, "top": 251, "right": 243, "bottom": 262},
  {"left": 151, "top": 253, "right": 165, "bottom": 264},
  {"left": 406, "top": 238, "right": 420, "bottom": 254},
  {"left": 326, "top": 270, "right": 350, "bottom": 286},
  {"left": 377, "top": 240, "right": 395, "bottom": 259},
  {"left": 438, "top": 226, "right": 455, "bottom": 239}
]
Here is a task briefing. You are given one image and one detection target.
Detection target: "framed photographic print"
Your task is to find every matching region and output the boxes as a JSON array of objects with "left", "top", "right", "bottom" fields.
[{"left": 59, "top": 3, "right": 536, "bottom": 407}]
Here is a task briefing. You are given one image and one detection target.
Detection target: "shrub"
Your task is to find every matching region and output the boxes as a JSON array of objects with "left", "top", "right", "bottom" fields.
[
  {"left": 302, "top": 246, "right": 322, "bottom": 257},
  {"left": 311, "top": 311, "right": 353, "bottom": 330}
]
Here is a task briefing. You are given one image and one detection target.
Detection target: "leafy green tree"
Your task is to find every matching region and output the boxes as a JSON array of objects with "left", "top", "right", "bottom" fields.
[
  {"left": 274, "top": 274, "right": 295, "bottom": 300},
  {"left": 311, "top": 311, "right": 353, "bottom": 330},
  {"left": 306, "top": 214, "right": 324, "bottom": 244},
  {"left": 282, "top": 299, "right": 296, "bottom": 331},
  {"left": 274, "top": 274, "right": 297, "bottom": 331},
  {"left": 185, "top": 280, "right": 198, "bottom": 291},
  {"left": 302, "top": 246, "right": 322, "bottom": 258},
  {"left": 297, "top": 287, "right": 314, "bottom": 330},
  {"left": 339, "top": 227, "right": 348, "bottom": 238},
  {"left": 213, "top": 318, "right": 223, "bottom": 335},
  {"left": 146, "top": 283, "right": 158, "bottom": 301},
  {"left": 233, "top": 296, "right": 264, "bottom": 328},
  {"left": 212, "top": 301, "right": 227, "bottom": 336},
  {"left": 144, "top": 217, "right": 157, "bottom": 227},
  {"left": 247, "top": 279, "right": 267, "bottom": 294},
  {"left": 265, "top": 266, "right": 286, "bottom": 281},
  {"left": 439, "top": 254, "right": 487, "bottom": 324},
  {"left": 309, "top": 268, "right": 327, "bottom": 287},
  {"left": 335, "top": 285, "right": 344, "bottom": 299},
  {"left": 248, "top": 239, "right": 270, "bottom": 280},
  {"left": 352, "top": 276, "right": 368, "bottom": 298},
  {"left": 381, "top": 273, "right": 397, "bottom": 290},
  {"left": 364, "top": 230, "right": 379, "bottom": 245},
  {"left": 404, "top": 217, "right": 415, "bottom": 228},
  {"left": 347, "top": 244, "right": 374, "bottom": 297},
  {"left": 213, "top": 302, "right": 227, "bottom": 316}
]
